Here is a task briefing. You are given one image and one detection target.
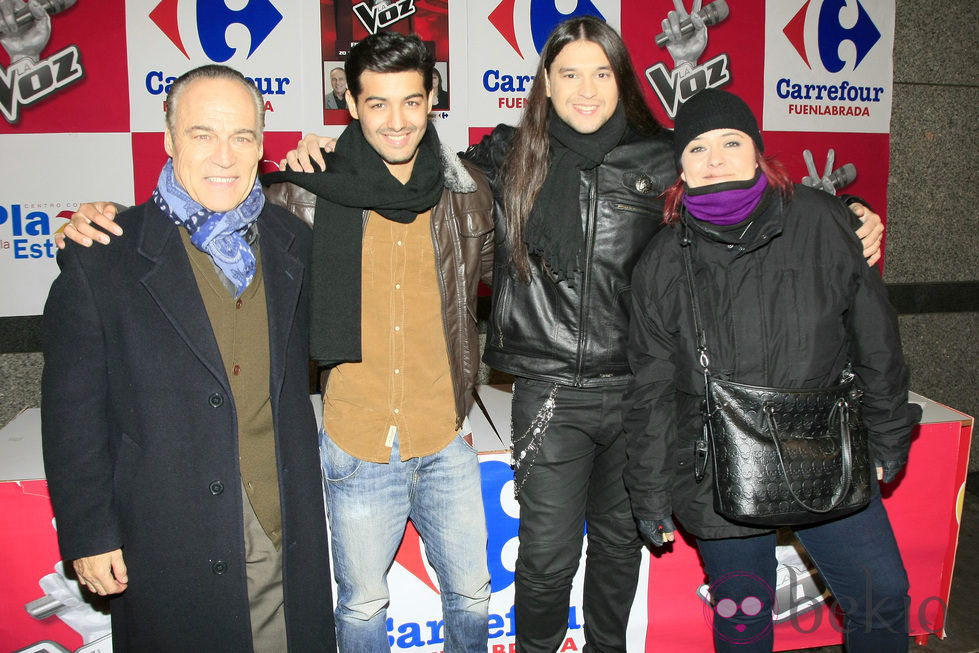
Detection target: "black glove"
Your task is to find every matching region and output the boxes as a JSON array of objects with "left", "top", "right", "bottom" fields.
[
  {"left": 638, "top": 516, "right": 676, "bottom": 547},
  {"left": 875, "top": 459, "right": 904, "bottom": 484}
]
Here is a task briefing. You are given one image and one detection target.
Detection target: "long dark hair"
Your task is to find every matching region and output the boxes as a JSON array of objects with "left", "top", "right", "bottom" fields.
[
  {"left": 501, "top": 16, "right": 660, "bottom": 281},
  {"left": 662, "top": 150, "right": 795, "bottom": 224}
]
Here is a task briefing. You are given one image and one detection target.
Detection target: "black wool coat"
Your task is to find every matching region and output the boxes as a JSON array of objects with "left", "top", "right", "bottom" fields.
[{"left": 41, "top": 201, "right": 336, "bottom": 652}]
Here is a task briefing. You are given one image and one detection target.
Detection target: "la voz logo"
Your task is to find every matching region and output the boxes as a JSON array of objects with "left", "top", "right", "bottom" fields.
[
  {"left": 353, "top": 0, "right": 417, "bottom": 36},
  {"left": 0, "top": 1, "right": 84, "bottom": 125},
  {"left": 488, "top": 0, "right": 606, "bottom": 59},
  {"left": 783, "top": 0, "right": 882, "bottom": 73},
  {"left": 149, "top": 0, "right": 283, "bottom": 62}
]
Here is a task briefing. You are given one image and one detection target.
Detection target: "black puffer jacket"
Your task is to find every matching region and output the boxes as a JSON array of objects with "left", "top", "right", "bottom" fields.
[
  {"left": 464, "top": 124, "right": 676, "bottom": 386},
  {"left": 624, "top": 185, "right": 921, "bottom": 539}
]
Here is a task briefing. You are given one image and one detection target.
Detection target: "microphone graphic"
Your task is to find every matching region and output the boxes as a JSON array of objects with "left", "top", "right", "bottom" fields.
[
  {"left": 825, "top": 163, "right": 857, "bottom": 191},
  {"left": 802, "top": 149, "right": 857, "bottom": 195},
  {"left": 13, "top": 0, "right": 77, "bottom": 30},
  {"left": 655, "top": 0, "right": 730, "bottom": 47}
]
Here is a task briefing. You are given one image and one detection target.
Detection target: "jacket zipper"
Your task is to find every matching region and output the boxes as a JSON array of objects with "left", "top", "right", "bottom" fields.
[
  {"left": 612, "top": 202, "right": 655, "bottom": 216},
  {"left": 574, "top": 177, "right": 599, "bottom": 387},
  {"left": 495, "top": 270, "right": 510, "bottom": 348}
]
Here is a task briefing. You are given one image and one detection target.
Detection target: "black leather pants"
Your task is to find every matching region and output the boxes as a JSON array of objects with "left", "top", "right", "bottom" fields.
[{"left": 510, "top": 377, "right": 644, "bottom": 653}]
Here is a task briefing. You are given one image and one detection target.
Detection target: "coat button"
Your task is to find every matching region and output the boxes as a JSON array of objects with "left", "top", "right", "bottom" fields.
[
  {"left": 208, "top": 393, "right": 224, "bottom": 408},
  {"left": 209, "top": 481, "right": 225, "bottom": 495},
  {"left": 212, "top": 560, "right": 228, "bottom": 575}
]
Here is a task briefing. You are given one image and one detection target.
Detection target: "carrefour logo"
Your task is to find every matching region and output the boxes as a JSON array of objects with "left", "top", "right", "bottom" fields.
[
  {"left": 149, "top": 0, "right": 283, "bottom": 62},
  {"left": 481, "top": 459, "right": 520, "bottom": 591},
  {"left": 783, "top": 0, "right": 881, "bottom": 73},
  {"left": 488, "top": 0, "right": 606, "bottom": 59}
]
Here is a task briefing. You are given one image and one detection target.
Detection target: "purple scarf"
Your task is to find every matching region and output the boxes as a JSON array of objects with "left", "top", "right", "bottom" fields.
[{"left": 682, "top": 171, "right": 767, "bottom": 225}]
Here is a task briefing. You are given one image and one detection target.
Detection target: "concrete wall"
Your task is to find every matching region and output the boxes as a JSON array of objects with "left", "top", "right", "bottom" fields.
[
  {"left": 2, "top": 0, "right": 977, "bottom": 465},
  {"left": 0, "top": 352, "right": 41, "bottom": 428},
  {"left": 885, "top": 0, "right": 978, "bottom": 467}
]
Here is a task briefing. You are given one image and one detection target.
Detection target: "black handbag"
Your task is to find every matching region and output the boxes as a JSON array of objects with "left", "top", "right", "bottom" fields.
[{"left": 680, "top": 228, "right": 872, "bottom": 526}]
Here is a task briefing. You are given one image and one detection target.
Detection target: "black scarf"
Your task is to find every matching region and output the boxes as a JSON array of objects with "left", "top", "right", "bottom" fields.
[
  {"left": 261, "top": 120, "right": 445, "bottom": 366},
  {"left": 524, "top": 105, "right": 628, "bottom": 283}
]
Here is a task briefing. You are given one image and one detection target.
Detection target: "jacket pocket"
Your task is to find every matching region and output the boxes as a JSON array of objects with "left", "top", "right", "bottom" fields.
[
  {"left": 612, "top": 201, "right": 658, "bottom": 218},
  {"left": 491, "top": 276, "right": 512, "bottom": 349},
  {"left": 598, "top": 284, "right": 632, "bottom": 365}
]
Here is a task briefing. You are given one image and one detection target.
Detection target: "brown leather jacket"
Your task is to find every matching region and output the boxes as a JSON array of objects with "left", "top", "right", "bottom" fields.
[{"left": 265, "top": 150, "right": 495, "bottom": 428}]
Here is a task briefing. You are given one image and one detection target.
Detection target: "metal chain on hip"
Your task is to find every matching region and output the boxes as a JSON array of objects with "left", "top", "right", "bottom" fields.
[{"left": 510, "top": 383, "right": 559, "bottom": 499}]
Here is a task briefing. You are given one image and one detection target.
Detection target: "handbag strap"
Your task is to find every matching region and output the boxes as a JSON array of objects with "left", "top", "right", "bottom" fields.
[
  {"left": 679, "top": 223, "right": 713, "bottom": 482},
  {"left": 679, "top": 222, "right": 711, "bottom": 374},
  {"left": 765, "top": 398, "right": 855, "bottom": 513}
]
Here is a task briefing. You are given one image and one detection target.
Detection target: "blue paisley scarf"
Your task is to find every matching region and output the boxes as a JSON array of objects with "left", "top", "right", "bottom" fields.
[{"left": 152, "top": 159, "right": 264, "bottom": 297}]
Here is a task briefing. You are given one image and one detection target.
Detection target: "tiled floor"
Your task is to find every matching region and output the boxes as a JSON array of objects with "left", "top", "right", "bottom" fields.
[{"left": 785, "top": 473, "right": 979, "bottom": 653}]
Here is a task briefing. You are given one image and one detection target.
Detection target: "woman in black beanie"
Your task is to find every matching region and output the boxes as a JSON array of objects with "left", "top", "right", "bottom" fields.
[{"left": 624, "top": 89, "right": 920, "bottom": 652}]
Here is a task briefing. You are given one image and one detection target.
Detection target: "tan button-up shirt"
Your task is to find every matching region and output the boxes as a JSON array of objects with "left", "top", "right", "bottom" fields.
[{"left": 322, "top": 209, "right": 457, "bottom": 462}]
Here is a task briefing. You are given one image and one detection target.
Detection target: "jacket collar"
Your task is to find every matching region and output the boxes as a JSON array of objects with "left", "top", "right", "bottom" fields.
[
  {"left": 438, "top": 142, "right": 477, "bottom": 194},
  {"left": 134, "top": 202, "right": 303, "bottom": 398},
  {"left": 684, "top": 187, "right": 784, "bottom": 255}
]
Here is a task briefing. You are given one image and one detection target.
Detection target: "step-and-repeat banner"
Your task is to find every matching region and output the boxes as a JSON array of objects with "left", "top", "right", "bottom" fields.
[
  {"left": 0, "top": 0, "right": 895, "bottom": 319},
  {"left": 0, "top": 2, "right": 897, "bottom": 652}
]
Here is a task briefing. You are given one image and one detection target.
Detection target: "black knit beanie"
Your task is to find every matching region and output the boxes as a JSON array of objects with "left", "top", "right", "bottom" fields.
[{"left": 673, "top": 88, "right": 764, "bottom": 164}]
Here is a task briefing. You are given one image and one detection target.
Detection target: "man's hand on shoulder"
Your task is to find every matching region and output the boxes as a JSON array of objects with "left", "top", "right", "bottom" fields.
[
  {"left": 850, "top": 202, "right": 883, "bottom": 267},
  {"left": 56, "top": 202, "right": 124, "bottom": 249},
  {"left": 279, "top": 134, "right": 337, "bottom": 172},
  {"left": 73, "top": 548, "right": 128, "bottom": 596}
]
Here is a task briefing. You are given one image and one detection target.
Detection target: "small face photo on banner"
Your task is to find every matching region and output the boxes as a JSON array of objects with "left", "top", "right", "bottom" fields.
[{"left": 318, "top": 0, "right": 449, "bottom": 125}]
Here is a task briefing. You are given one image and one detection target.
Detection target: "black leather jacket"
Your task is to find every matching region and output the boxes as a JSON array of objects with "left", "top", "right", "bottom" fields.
[{"left": 464, "top": 125, "right": 676, "bottom": 386}]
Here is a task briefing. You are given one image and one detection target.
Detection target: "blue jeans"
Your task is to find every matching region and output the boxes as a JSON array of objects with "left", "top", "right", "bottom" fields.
[
  {"left": 697, "top": 493, "right": 909, "bottom": 653},
  {"left": 320, "top": 429, "right": 491, "bottom": 653}
]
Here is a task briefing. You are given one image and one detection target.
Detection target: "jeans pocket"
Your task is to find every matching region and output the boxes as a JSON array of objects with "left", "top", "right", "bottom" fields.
[
  {"left": 320, "top": 430, "right": 364, "bottom": 482},
  {"left": 457, "top": 430, "right": 479, "bottom": 453}
]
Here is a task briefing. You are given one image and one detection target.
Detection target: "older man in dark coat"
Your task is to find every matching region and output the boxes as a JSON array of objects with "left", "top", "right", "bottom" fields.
[{"left": 40, "top": 65, "right": 335, "bottom": 652}]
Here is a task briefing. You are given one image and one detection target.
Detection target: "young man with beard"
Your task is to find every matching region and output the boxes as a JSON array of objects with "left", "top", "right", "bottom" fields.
[
  {"left": 59, "top": 32, "right": 494, "bottom": 653},
  {"left": 262, "top": 32, "right": 494, "bottom": 652},
  {"left": 461, "top": 18, "right": 675, "bottom": 652}
]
